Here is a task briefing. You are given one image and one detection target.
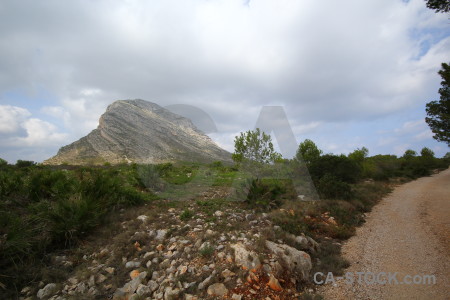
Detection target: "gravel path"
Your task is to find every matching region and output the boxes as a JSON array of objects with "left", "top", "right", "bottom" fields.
[{"left": 318, "top": 168, "right": 450, "bottom": 300}]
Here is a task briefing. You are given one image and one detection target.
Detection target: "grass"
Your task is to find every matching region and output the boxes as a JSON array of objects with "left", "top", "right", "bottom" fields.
[
  {"left": 179, "top": 209, "right": 194, "bottom": 221},
  {"left": 199, "top": 245, "right": 215, "bottom": 258}
]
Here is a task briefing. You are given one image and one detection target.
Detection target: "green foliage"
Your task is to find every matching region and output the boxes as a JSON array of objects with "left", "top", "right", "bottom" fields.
[
  {"left": 15, "top": 160, "right": 36, "bottom": 168},
  {"left": 309, "top": 154, "right": 362, "bottom": 184},
  {"left": 137, "top": 164, "right": 165, "bottom": 190},
  {"left": 296, "top": 139, "right": 322, "bottom": 164},
  {"left": 180, "top": 209, "right": 194, "bottom": 221},
  {"left": 0, "top": 164, "right": 157, "bottom": 293},
  {"left": 199, "top": 245, "right": 215, "bottom": 258},
  {"left": 426, "top": 62, "right": 450, "bottom": 146},
  {"left": 242, "top": 178, "right": 296, "bottom": 210},
  {"left": 420, "top": 147, "right": 435, "bottom": 158},
  {"left": 317, "top": 174, "right": 352, "bottom": 200},
  {"left": 348, "top": 147, "right": 369, "bottom": 163},
  {"left": 362, "top": 155, "right": 400, "bottom": 180},
  {"left": 232, "top": 128, "right": 282, "bottom": 164},
  {"left": 209, "top": 161, "right": 224, "bottom": 169},
  {"left": 425, "top": 0, "right": 450, "bottom": 13},
  {"left": 0, "top": 158, "right": 7, "bottom": 167},
  {"left": 402, "top": 149, "right": 417, "bottom": 159}
]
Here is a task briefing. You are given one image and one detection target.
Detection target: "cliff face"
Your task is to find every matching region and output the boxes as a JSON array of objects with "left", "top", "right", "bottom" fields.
[{"left": 44, "top": 100, "right": 231, "bottom": 165}]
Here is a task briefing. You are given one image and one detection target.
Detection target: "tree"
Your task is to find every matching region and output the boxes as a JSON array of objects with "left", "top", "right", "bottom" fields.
[
  {"left": 348, "top": 147, "right": 369, "bottom": 163},
  {"left": 0, "top": 158, "right": 7, "bottom": 167},
  {"left": 15, "top": 160, "right": 36, "bottom": 168},
  {"left": 295, "top": 139, "right": 322, "bottom": 164},
  {"left": 425, "top": 62, "right": 450, "bottom": 146},
  {"left": 420, "top": 147, "right": 435, "bottom": 158},
  {"left": 232, "top": 128, "right": 282, "bottom": 164},
  {"left": 402, "top": 149, "right": 417, "bottom": 159},
  {"left": 425, "top": 0, "right": 450, "bottom": 13}
]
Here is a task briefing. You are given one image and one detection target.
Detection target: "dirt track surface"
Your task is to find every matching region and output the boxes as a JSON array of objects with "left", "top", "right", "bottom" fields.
[{"left": 319, "top": 168, "right": 450, "bottom": 300}]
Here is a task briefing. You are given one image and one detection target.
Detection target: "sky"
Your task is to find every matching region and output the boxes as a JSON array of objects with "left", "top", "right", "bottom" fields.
[{"left": 0, "top": 0, "right": 449, "bottom": 163}]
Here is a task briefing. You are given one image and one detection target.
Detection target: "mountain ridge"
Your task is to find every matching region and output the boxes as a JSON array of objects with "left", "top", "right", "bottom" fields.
[{"left": 44, "top": 99, "right": 231, "bottom": 165}]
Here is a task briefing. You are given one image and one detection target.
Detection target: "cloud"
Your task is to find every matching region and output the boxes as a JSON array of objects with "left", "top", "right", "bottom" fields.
[
  {"left": 12, "top": 118, "right": 68, "bottom": 147},
  {"left": 0, "top": 104, "right": 68, "bottom": 161},
  {"left": 0, "top": 0, "right": 449, "bottom": 161},
  {"left": 0, "top": 105, "right": 31, "bottom": 133}
]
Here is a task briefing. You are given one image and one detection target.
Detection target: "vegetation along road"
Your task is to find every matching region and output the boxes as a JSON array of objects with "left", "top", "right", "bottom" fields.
[{"left": 319, "top": 168, "right": 450, "bottom": 300}]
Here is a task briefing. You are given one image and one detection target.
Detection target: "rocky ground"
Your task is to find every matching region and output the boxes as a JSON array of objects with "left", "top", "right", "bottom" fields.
[{"left": 19, "top": 193, "right": 324, "bottom": 300}]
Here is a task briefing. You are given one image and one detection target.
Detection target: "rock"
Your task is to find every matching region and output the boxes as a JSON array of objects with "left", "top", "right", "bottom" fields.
[
  {"left": 125, "top": 261, "right": 141, "bottom": 268},
  {"left": 44, "top": 100, "right": 232, "bottom": 165},
  {"left": 307, "top": 236, "right": 320, "bottom": 252},
  {"left": 75, "top": 282, "right": 88, "bottom": 294},
  {"left": 207, "top": 283, "right": 228, "bottom": 297},
  {"left": 221, "top": 269, "right": 235, "bottom": 278},
  {"left": 230, "top": 243, "right": 261, "bottom": 271},
  {"left": 21, "top": 286, "right": 32, "bottom": 295},
  {"left": 37, "top": 283, "right": 57, "bottom": 299},
  {"left": 160, "top": 258, "right": 170, "bottom": 268},
  {"left": 198, "top": 275, "right": 213, "bottom": 290},
  {"left": 214, "top": 211, "right": 224, "bottom": 217},
  {"left": 267, "top": 274, "right": 282, "bottom": 291},
  {"left": 151, "top": 271, "right": 160, "bottom": 280},
  {"left": 114, "top": 271, "right": 147, "bottom": 297},
  {"left": 137, "top": 215, "right": 148, "bottom": 222},
  {"left": 129, "top": 294, "right": 140, "bottom": 300},
  {"left": 286, "top": 233, "right": 319, "bottom": 253},
  {"left": 97, "top": 274, "right": 107, "bottom": 284},
  {"left": 185, "top": 294, "right": 198, "bottom": 300},
  {"left": 136, "top": 284, "right": 151, "bottom": 296},
  {"left": 179, "top": 265, "right": 188, "bottom": 275},
  {"left": 156, "top": 229, "right": 168, "bottom": 241},
  {"left": 156, "top": 244, "right": 164, "bottom": 251},
  {"left": 163, "top": 287, "right": 180, "bottom": 300},
  {"left": 105, "top": 267, "right": 115, "bottom": 274},
  {"left": 265, "top": 241, "right": 312, "bottom": 280},
  {"left": 88, "top": 275, "right": 96, "bottom": 287},
  {"left": 232, "top": 294, "right": 243, "bottom": 300},
  {"left": 147, "top": 280, "right": 159, "bottom": 292},
  {"left": 144, "top": 251, "right": 155, "bottom": 259},
  {"left": 130, "top": 270, "right": 140, "bottom": 279}
]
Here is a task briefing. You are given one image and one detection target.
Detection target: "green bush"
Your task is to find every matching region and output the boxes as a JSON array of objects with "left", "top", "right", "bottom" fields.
[
  {"left": 317, "top": 174, "right": 352, "bottom": 200},
  {"left": 243, "top": 178, "right": 292, "bottom": 210},
  {"left": 0, "top": 164, "right": 158, "bottom": 295},
  {"left": 180, "top": 209, "right": 194, "bottom": 221},
  {"left": 15, "top": 160, "right": 36, "bottom": 168},
  {"left": 309, "top": 154, "right": 362, "bottom": 183}
]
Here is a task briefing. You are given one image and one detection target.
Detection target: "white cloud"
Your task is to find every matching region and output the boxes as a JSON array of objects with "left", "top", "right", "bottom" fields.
[
  {"left": 13, "top": 118, "right": 68, "bottom": 147},
  {"left": 0, "top": 0, "right": 449, "bottom": 161},
  {"left": 0, "top": 105, "right": 68, "bottom": 149},
  {"left": 0, "top": 105, "right": 31, "bottom": 133}
]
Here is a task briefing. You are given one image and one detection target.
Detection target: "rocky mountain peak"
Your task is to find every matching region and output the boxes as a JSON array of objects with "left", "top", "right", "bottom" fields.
[{"left": 44, "top": 99, "right": 231, "bottom": 165}]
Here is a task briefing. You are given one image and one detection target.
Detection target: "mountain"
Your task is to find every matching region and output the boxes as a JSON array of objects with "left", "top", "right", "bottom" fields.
[{"left": 44, "top": 100, "right": 231, "bottom": 165}]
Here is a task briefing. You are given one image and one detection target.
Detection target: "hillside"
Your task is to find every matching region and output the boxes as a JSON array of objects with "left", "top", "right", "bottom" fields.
[{"left": 44, "top": 100, "right": 231, "bottom": 165}]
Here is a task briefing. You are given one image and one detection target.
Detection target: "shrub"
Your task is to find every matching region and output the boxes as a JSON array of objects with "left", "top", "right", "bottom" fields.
[
  {"left": 0, "top": 158, "right": 7, "bottom": 167},
  {"left": 309, "top": 154, "right": 361, "bottom": 183},
  {"left": 317, "top": 174, "right": 352, "bottom": 200},
  {"left": 180, "top": 209, "right": 194, "bottom": 221},
  {"left": 243, "top": 178, "right": 292, "bottom": 210},
  {"left": 15, "top": 160, "right": 36, "bottom": 168},
  {"left": 137, "top": 164, "right": 165, "bottom": 190},
  {"left": 199, "top": 245, "right": 215, "bottom": 258}
]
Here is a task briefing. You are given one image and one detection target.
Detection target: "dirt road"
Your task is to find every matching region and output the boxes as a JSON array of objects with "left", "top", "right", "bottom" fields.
[{"left": 318, "top": 168, "right": 450, "bottom": 300}]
